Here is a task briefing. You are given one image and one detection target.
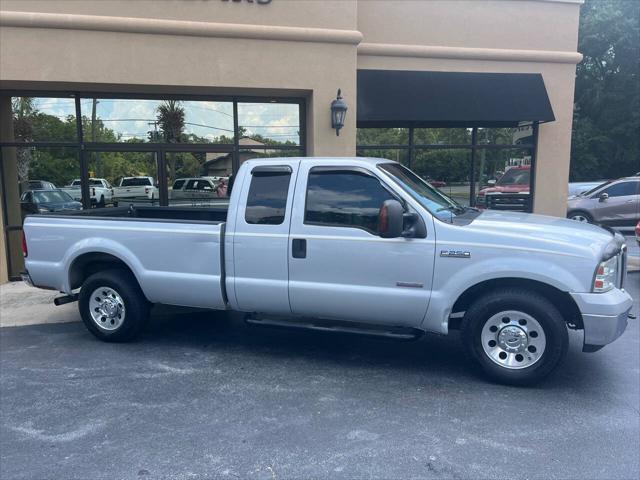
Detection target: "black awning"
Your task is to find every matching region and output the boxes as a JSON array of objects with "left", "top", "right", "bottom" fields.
[{"left": 357, "top": 70, "right": 555, "bottom": 128}]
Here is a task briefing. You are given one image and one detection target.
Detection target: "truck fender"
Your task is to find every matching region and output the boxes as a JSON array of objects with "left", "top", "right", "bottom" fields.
[
  {"left": 62, "top": 238, "right": 149, "bottom": 298},
  {"left": 424, "top": 256, "right": 586, "bottom": 334}
]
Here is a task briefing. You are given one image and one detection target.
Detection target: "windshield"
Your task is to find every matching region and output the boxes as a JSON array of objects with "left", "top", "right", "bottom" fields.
[
  {"left": 378, "top": 163, "right": 465, "bottom": 221},
  {"left": 497, "top": 168, "right": 530, "bottom": 186},
  {"left": 33, "top": 190, "right": 74, "bottom": 203},
  {"left": 581, "top": 181, "right": 611, "bottom": 197}
]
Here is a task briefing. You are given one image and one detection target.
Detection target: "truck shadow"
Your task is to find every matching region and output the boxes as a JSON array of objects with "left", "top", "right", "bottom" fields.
[{"left": 135, "top": 305, "right": 615, "bottom": 391}]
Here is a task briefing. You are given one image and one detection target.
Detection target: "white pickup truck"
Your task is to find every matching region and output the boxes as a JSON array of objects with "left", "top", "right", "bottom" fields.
[
  {"left": 113, "top": 176, "right": 159, "bottom": 203},
  {"left": 21, "top": 157, "right": 633, "bottom": 385},
  {"left": 62, "top": 178, "right": 114, "bottom": 207}
]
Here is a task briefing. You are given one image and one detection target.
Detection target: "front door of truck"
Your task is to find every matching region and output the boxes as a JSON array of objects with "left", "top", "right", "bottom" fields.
[
  {"left": 287, "top": 163, "right": 434, "bottom": 327},
  {"left": 229, "top": 160, "right": 299, "bottom": 315}
]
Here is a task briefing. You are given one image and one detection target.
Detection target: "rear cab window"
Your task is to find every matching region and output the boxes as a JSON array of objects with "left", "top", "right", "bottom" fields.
[{"left": 245, "top": 167, "right": 292, "bottom": 225}]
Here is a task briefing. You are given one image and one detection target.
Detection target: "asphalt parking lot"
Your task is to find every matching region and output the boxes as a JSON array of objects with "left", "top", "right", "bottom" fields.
[{"left": 1, "top": 275, "right": 639, "bottom": 480}]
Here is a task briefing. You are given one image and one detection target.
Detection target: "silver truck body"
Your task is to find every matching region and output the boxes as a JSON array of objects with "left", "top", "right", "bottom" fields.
[{"left": 23, "top": 157, "right": 633, "bottom": 355}]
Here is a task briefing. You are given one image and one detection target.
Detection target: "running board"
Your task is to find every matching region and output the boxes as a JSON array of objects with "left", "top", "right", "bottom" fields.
[{"left": 245, "top": 315, "right": 423, "bottom": 341}]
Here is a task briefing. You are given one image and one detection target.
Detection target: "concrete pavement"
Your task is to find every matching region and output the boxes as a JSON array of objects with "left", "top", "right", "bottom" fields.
[{"left": 0, "top": 276, "right": 638, "bottom": 479}]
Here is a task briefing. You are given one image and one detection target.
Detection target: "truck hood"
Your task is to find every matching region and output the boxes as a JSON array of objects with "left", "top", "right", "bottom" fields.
[{"left": 464, "top": 210, "right": 615, "bottom": 260}]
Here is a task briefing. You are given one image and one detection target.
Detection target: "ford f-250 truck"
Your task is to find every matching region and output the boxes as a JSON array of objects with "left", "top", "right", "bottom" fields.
[{"left": 21, "top": 157, "right": 634, "bottom": 385}]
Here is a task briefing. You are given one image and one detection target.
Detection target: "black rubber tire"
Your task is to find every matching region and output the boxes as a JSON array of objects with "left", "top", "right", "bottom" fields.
[
  {"left": 78, "top": 269, "right": 150, "bottom": 342},
  {"left": 98, "top": 195, "right": 105, "bottom": 208},
  {"left": 567, "top": 210, "right": 593, "bottom": 223},
  {"left": 461, "top": 288, "right": 568, "bottom": 386}
]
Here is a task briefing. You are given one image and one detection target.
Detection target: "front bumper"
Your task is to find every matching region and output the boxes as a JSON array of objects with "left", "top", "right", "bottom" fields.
[{"left": 571, "top": 288, "right": 634, "bottom": 352}]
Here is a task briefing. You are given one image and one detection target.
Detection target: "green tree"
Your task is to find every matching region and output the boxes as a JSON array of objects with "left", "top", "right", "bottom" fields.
[{"left": 570, "top": 0, "right": 640, "bottom": 180}]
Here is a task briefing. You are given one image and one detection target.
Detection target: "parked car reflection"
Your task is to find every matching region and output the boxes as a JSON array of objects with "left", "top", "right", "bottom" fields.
[{"left": 20, "top": 189, "right": 83, "bottom": 216}]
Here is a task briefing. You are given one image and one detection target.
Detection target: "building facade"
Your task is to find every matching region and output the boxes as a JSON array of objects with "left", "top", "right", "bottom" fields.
[{"left": 0, "top": 0, "right": 583, "bottom": 282}]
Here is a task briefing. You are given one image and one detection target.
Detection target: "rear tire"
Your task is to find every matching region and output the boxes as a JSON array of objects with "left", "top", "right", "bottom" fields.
[
  {"left": 98, "top": 195, "right": 105, "bottom": 208},
  {"left": 567, "top": 210, "right": 593, "bottom": 223},
  {"left": 461, "top": 288, "right": 568, "bottom": 386},
  {"left": 79, "top": 269, "right": 150, "bottom": 342}
]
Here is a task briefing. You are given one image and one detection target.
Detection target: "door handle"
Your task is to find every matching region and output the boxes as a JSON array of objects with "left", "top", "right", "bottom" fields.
[{"left": 292, "top": 238, "right": 307, "bottom": 259}]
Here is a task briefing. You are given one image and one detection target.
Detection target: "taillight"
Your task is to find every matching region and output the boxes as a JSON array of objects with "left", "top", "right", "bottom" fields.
[
  {"left": 91, "top": 187, "right": 95, "bottom": 196},
  {"left": 21, "top": 231, "right": 28, "bottom": 257},
  {"left": 145, "top": 187, "right": 149, "bottom": 194}
]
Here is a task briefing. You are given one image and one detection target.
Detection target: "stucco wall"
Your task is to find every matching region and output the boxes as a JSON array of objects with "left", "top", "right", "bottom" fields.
[{"left": 0, "top": 0, "right": 583, "bottom": 282}]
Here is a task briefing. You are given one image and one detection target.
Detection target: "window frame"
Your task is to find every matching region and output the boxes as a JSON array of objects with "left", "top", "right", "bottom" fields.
[
  {"left": 244, "top": 166, "right": 293, "bottom": 226},
  {"left": 303, "top": 166, "right": 404, "bottom": 236}
]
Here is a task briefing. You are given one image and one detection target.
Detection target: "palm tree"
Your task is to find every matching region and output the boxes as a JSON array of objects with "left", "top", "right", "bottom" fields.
[
  {"left": 12, "top": 97, "right": 36, "bottom": 182},
  {"left": 156, "top": 100, "right": 185, "bottom": 143},
  {"left": 156, "top": 100, "right": 186, "bottom": 185}
]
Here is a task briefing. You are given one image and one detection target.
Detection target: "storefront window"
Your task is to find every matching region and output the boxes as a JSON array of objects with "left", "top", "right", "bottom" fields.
[
  {"left": 412, "top": 149, "right": 472, "bottom": 205},
  {"left": 357, "top": 125, "right": 537, "bottom": 211},
  {"left": 11, "top": 97, "right": 77, "bottom": 143},
  {"left": 84, "top": 99, "right": 234, "bottom": 144},
  {"left": 474, "top": 148, "right": 533, "bottom": 210},
  {"left": 413, "top": 128, "right": 472, "bottom": 145},
  {"left": 87, "top": 151, "right": 160, "bottom": 207},
  {"left": 167, "top": 151, "right": 232, "bottom": 207},
  {"left": 237, "top": 102, "right": 301, "bottom": 146},
  {"left": 477, "top": 125, "right": 534, "bottom": 146},
  {"left": 356, "top": 128, "right": 409, "bottom": 146}
]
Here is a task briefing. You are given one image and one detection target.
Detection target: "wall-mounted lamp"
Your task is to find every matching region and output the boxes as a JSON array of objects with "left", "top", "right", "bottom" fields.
[{"left": 330, "top": 89, "right": 348, "bottom": 136}]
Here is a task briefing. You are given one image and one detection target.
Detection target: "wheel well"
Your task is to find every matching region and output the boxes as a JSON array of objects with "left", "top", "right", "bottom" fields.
[
  {"left": 69, "top": 252, "right": 137, "bottom": 290},
  {"left": 449, "top": 278, "right": 583, "bottom": 330}
]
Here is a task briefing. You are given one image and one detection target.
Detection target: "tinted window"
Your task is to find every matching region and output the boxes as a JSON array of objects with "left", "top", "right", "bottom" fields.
[
  {"left": 602, "top": 181, "right": 639, "bottom": 197},
  {"left": 497, "top": 168, "right": 530, "bottom": 186},
  {"left": 185, "top": 179, "right": 198, "bottom": 190},
  {"left": 89, "top": 179, "right": 103, "bottom": 186},
  {"left": 173, "top": 180, "right": 185, "bottom": 189},
  {"left": 121, "top": 177, "right": 152, "bottom": 187},
  {"left": 245, "top": 171, "right": 291, "bottom": 225},
  {"left": 305, "top": 170, "right": 394, "bottom": 234}
]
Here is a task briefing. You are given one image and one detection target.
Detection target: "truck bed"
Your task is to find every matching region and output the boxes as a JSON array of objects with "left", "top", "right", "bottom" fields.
[{"left": 23, "top": 206, "right": 228, "bottom": 310}]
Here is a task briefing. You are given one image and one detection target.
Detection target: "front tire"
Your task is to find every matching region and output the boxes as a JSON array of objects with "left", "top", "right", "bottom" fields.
[
  {"left": 79, "top": 269, "right": 150, "bottom": 342},
  {"left": 461, "top": 289, "right": 568, "bottom": 386}
]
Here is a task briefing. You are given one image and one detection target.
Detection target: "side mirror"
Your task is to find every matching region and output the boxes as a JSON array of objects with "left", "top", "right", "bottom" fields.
[
  {"left": 599, "top": 192, "right": 609, "bottom": 203},
  {"left": 378, "top": 199, "right": 404, "bottom": 238},
  {"left": 402, "top": 212, "right": 427, "bottom": 239}
]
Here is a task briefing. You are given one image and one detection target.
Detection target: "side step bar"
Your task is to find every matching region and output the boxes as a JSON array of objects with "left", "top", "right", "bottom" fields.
[
  {"left": 245, "top": 315, "right": 423, "bottom": 341},
  {"left": 54, "top": 293, "right": 79, "bottom": 306}
]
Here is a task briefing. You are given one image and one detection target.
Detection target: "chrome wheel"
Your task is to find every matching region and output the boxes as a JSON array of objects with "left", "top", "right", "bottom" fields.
[
  {"left": 481, "top": 310, "right": 546, "bottom": 370},
  {"left": 88, "top": 286, "right": 126, "bottom": 331},
  {"left": 570, "top": 214, "right": 589, "bottom": 222}
]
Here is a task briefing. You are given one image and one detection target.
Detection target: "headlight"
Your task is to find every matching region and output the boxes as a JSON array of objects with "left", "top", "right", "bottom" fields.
[{"left": 593, "top": 256, "right": 618, "bottom": 293}]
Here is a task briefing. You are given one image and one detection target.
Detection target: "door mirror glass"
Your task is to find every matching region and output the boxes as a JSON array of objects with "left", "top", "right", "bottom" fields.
[
  {"left": 599, "top": 192, "right": 609, "bottom": 202},
  {"left": 378, "top": 199, "right": 404, "bottom": 238}
]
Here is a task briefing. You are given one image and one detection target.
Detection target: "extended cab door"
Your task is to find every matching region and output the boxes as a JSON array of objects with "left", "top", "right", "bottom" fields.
[
  {"left": 228, "top": 160, "right": 299, "bottom": 315},
  {"left": 287, "top": 163, "right": 434, "bottom": 326}
]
